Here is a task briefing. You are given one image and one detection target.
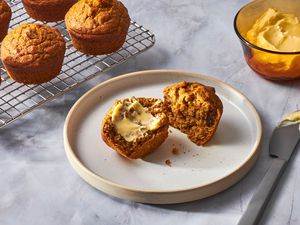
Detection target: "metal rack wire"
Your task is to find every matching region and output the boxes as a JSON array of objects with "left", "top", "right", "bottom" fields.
[{"left": 0, "top": 0, "right": 155, "bottom": 128}]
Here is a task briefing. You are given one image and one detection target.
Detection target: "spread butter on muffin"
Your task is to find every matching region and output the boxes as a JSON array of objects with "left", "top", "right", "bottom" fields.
[
  {"left": 1, "top": 23, "right": 66, "bottom": 84},
  {"left": 22, "top": 0, "right": 77, "bottom": 22},
  {"left": 65, "top": 0, "right": 130, "bottom": 55},
  {"left": 163, "top": 81, "right": 223, "bottom": 146},
  {"left": 101, "top": 97, "right": 169, "bottom": 159},
  {"left": 0, "top": 0, "right": 11, "bottom": 42}
]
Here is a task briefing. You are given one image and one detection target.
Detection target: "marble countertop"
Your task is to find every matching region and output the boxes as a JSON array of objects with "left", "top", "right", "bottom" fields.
[{"left": 1, "top": 0, "right": 300, "bottom": 224}]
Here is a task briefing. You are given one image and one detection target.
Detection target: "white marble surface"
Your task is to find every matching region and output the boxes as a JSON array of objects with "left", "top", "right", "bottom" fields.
[{"left": 1, "top": 0, "right": 300, "bottom": 224}]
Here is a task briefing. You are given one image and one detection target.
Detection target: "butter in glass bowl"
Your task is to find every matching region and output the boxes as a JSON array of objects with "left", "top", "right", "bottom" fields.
[{"left": 234, "top": 0, "right": 300, "bottom": 80}]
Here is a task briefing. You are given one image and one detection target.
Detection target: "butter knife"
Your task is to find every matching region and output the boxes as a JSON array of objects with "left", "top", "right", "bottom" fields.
[{"left": 238, "top": 112, "right": 300, "bottom": 225}]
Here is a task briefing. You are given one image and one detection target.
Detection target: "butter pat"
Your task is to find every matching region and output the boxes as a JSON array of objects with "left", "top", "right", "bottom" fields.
[
  {"left": 247, "top": 8, "right": 300, "bottom": 52},
  {"left": 279, "top": 111, "right": 300, "bottom": 127},
  {"left": 111, "top": 98, "right": 162, "bottom": 142}
]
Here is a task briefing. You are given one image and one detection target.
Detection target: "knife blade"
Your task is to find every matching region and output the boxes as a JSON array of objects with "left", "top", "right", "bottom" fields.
[
  {"left": 238, "top": 111, "right": 300, "bottom": 225},
  {"left": 269, "top": 123, "right": 300, "bottom": 160}
]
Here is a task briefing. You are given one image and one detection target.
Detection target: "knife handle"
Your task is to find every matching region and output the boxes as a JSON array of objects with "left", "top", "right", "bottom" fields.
[{"left": 237, "top": 158, "right": 286, "bottom": 225}]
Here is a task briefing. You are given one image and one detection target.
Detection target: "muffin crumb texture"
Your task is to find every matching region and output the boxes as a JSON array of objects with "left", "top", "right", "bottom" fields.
[{"left": 163, "top": 81, "right": 223, "bottom": 145}]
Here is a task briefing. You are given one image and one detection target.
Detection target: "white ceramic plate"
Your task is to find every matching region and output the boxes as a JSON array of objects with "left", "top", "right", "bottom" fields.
[{"left": 64, "top": 70, "right": 262, "bottom": 204}]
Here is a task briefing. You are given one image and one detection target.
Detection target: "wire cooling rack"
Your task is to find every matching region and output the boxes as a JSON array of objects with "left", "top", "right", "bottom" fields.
[{"left": 0, "top": 0, "right": 155, "bottom": 128}]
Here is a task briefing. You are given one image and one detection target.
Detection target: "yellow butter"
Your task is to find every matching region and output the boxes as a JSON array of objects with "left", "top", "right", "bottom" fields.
[
  {"left": 247, "top": 8, "right": 300, "bottom": 52},
  {"left": 111, "top": 98, "right": 161, "bottom": 142},
  {"left": 279, "top": 111, "right": 300, "bottom": 127},
  {"left": 246, "top": 8, "right": 300, "bottom": 73}
]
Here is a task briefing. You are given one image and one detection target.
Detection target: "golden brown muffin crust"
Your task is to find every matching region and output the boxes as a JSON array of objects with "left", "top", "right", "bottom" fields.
[
  {"left": 65, "top": 0, "right": 130, "bottom": 35},
  {"left": 0, "top": 0, "right": 11, "bottom": 42},
  {"left": 22, "top": 0, "right": 77, "bottom": 22},
  {"left": 22, "top": 0, "right": 76, "bottom": 7},
  {"left": 163, "top": 81, "right": 223, "bottom": 145},
  {"left": 1, "top": 23, "right": 66, "bottom": 68},
  {"left": 0, "top": 0, "right": 11, "bottom": 20}
]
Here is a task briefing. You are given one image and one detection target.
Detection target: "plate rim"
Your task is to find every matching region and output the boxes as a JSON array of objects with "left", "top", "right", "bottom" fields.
[{"left": 64, "top": 69, "right": 262, "bottom": 198}]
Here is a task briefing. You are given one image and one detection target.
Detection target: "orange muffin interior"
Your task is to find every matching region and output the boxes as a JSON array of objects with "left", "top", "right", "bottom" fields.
[{"left": 163, "top": 81, "right": 223, "bottom": 145}]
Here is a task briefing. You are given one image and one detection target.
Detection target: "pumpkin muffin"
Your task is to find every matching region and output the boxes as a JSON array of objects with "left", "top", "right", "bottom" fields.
[
  {"left": 65, "top": 0, "right": 130, "bottom": 55},
  {"left": 1, "top": 23, "right": 66, "bottom": 84},
  {"left": 22, "top": 0, "right": 77, "bottom": 22},
  {"left": 102, "top": 97, "right": 169, "bottom": 159},
  {"left": 0, "top": 0, "right": 11, "bottom": 42},
  {"left": 163, "top": 81, "right": 223, "bottom": 146}
]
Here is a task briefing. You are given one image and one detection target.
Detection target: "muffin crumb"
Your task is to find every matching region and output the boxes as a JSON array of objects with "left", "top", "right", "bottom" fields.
[
  {"left": 172, "top": 147, "right": 180, "bottom": 155},
  {"left": 165, "top": 159, "right": 172, "bottom": 167}
]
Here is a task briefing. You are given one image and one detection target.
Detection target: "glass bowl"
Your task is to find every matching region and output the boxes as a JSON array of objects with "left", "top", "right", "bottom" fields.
[{"left": 234, "top": 0, "right": 300, "bottom": 80}]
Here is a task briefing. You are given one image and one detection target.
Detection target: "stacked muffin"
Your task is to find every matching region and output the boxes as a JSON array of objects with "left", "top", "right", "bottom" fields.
[{"left": 0, "top": 0, "right": 130, "bottom": 84}]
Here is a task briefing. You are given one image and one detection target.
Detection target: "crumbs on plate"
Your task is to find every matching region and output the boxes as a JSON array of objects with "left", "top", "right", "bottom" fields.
[
  {"left": 165, "top": 159, "right": 172, "bottom": 167},
  {"left": 172, "top": 147, "right": 180, "bottom": 155}
]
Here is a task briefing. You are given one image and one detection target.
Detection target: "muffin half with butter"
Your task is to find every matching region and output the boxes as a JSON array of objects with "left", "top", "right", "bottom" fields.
[
  {"left": 65, "top": 0, "right": 130, "bottom": 55},
  {"left": 102, "top": 97, "right": 169, "bottom": 159}
]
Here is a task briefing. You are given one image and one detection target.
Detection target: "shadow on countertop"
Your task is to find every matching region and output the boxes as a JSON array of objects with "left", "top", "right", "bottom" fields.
[
  {"left": 150, "top": 142, "right": 300, "bottom": 219},
  {"left": 105, "top": 46, "right": 171, "bottom": 76}
]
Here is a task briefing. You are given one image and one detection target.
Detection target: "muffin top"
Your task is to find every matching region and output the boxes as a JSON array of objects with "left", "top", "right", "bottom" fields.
[
  {"left": 1, "top": 23, "right": 66, "bottom": 67},
  {"left": 0, "top": 0, "right": 11, "bottom": 20},
  {"left": 65, "top": 0, "right": 130, "bottom": 35},
  {"left": 163, "top": 81, "right": 222, "bottom": 115}
]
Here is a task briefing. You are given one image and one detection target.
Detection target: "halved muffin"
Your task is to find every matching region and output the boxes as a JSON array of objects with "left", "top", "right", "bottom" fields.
[
  {"left": 163, "top": 81, "right": 223, "bottom": 145},
  {"left": 0, "top": 0, "right": 11, "bottom": 42},
  {"left": 65, "top": 0, "right": 130, "bottom": 55},
  {"left": 101, "top": 97, "right": 169, "bottom": 159}
]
